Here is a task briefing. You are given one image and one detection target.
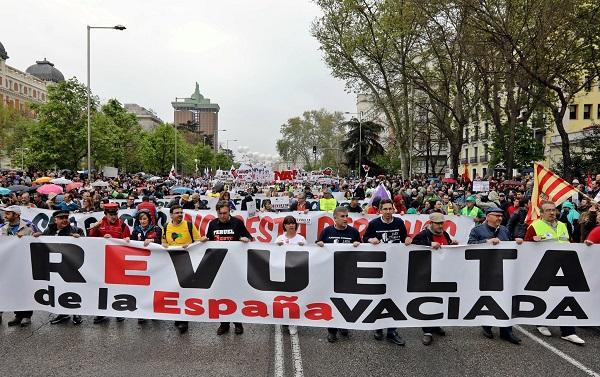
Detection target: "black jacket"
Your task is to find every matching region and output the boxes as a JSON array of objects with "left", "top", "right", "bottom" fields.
[
  {"left": 42, "top": 224, "right": 84, "bottom": 237},
  {"left": 412, "top": 227, "right": 452, "bottom": 246}
]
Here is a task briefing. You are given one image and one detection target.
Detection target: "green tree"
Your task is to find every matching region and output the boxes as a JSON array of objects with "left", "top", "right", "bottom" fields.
[
  {"left": 340, "top": 119, "right": 385, "bottom": 176},
  {"left": 276, "top": 109, "right": 345, "bottom": 170},
  {"left": 139, "top": 123, "right": 191, "bottom": 175},
  {"left": 558, "top": 125, "right": 600, "bottom": 179},
  {"left": 469, "top": 0, "right": 600, "bottom": 179},
  {"left": 312, "top": 0, "right": 422, "bottom": 177},
  {"left": 25, "top": 78, "right": 97, "bottom": 170},
  {"left": 101, "top": 99, "right": 144, "bottom": 172},
  {"left": 489, "top": 122, "right": 544, "bottom": 171}
]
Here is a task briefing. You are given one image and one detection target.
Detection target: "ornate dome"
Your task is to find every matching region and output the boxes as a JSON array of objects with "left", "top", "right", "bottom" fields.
[
  {"left": 26, "top": 58, "right": 65, "bottom": 83},
  {"left": 0, "top": 41, "right": 8, "bottom": 60}
]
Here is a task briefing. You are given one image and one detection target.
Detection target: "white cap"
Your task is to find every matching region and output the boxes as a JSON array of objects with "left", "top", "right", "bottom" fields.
[{"left": 3, "top": 205, "right": 21, "bottom": 214}]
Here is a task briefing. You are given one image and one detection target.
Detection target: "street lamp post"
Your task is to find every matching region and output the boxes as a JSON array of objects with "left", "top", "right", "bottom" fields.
[
  {"left": 216, "top": 129, "right": 227, "bottom": 150},
  {"left": 16, "top": 147, "right": 29, "bottom": 171},
  {"left": 87, "top": 24, "right": 126, "bottom": 179},
  {"left": 225, "top": 139, "right": 238, "bottom": 151},
  {"left": 345, "top": 112, "right": 362, "bottom": 178}
]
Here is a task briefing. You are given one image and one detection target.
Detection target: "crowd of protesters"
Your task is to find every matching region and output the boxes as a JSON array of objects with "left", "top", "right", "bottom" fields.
[{"left": 1, "top": 168, "right": 600, "bottom": 346}]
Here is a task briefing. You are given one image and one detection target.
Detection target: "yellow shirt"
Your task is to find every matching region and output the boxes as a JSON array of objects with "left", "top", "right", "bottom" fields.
[{"left": 162, "top": 221, "right": 201, "bottom": 246}]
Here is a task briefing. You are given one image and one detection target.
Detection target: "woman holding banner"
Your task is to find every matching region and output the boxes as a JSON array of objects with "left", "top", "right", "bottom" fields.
[{"left": 276, "top": 215, "right": 306, "bottom": 335}]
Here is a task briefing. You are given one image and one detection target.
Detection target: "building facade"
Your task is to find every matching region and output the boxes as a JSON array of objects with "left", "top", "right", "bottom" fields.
[
  {"left": 124, "top": 103, "right": 163, "bottom": 131},
  {"left": 172, "top": 83, "right": 220, "bottom": 149},
  {"left": 0, "top": 41, "right": 64, "bottom": 169},
  {"left": 0, "top": 41, "right": 65, "bottom": 112}
]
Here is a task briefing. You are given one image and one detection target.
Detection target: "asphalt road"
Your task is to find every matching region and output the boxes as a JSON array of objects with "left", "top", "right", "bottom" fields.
[{"left": 2, "top": 312, "right": 600, "bottom": 377}]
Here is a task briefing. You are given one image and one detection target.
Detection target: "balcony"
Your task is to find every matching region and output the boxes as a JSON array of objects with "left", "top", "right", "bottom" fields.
[
  {"left": 460, "top": 158, "right": 468, "bottom": 164},
  {"left": 480, "top": 155, "right": 489, "bottom": 162},
  {"left": 469, "top": 156, "right": 478, "bottom": 163}
]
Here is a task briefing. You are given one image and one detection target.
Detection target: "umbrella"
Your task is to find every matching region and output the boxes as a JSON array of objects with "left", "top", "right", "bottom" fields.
[
  {"left": 442, "top": 178, "right": 457, "bottom": 184},
  {"left": 0, "top": 187, "right": 11, "bottom": 195},
  {"left": 170, "top": 187, "right": 194, "bottom": 195},
  {"left": 33, "top": 177, "right": 53, "bottom": 184},
  {"left": 36, "top": 184, "right": 64, "bottom": 195},
  {"left": 66, "top": 182, "right": 83, "bottom": 192},
  {"left": 212, "top": 182, "right": 225, "bottom": 193},
  {"left": 91, "top": 180, "right": 109, "bottom": 187},
  {"left": 7, "top": 184, "right": 31, "bottom": 193},
  {"left": 148, "top": 176, "right": 161, "bottom": 182},
  {"left": 51, "top": 177, "right": 73, "bottom": 185},
  {"left": 501, "top": 180, "right": 524, "bottom": 187}
]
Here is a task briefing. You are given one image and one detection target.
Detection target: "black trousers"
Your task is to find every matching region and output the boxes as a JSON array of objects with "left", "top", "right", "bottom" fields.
[
  {"left": 482, "top": 325, "right": 513, "bottom": 336},
  {"left": 15, "top": 311, "right": 32, "bottom": 319}
]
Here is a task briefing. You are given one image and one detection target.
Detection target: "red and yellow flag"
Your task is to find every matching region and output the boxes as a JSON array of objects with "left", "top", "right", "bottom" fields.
[{"left": 526, "top": 163, "right": 577, "bottom": 222}]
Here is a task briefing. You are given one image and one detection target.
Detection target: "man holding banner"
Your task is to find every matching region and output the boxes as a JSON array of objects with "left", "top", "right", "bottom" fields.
[
  {"left": 467, "top": 207, "right": 523, "bottom": 345},
  {"left": 317, "top": 206, "right": 361, "bottom": 343},
  {"left": 88, "top": 202, "right": 131, "bottom": 324},
  {"left": 162, "top": 204, "right": 205, "bottom": 334},
  {"left": 205, "top": 200, "right": 252, "bottom": 336},
  {"left": 524, "top": 200, "right": 585, "bottom": 345},
  {"left": 0, "top": 206, "right": 36, "bottom": 327},
  {"left": 411, "top": 212, "right": 458, "bottom": 346},
  {"left": 39, "top": 209, "right": 85, "bottom": 326},
  {"left": 363, "top": 199, "right": 410, "bottom": 346}
]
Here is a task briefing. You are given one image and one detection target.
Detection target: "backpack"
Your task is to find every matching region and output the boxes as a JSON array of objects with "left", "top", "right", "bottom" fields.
[{"left": 162, "top": 221, "right": 195, "bottom": 243}]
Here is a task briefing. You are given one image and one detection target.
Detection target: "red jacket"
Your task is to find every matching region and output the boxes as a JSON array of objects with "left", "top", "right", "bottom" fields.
[{"left": 89, "top": 217, "right": 131, "bottom": 239}]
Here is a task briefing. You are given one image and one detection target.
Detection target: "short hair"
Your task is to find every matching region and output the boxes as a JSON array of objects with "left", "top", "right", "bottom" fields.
[
  {"left": 216, "top": 200, "right": 230, "bottom": 212},
  {"left": 170, "top": 204, "right": 182, "bottom": 214},
  {"left": 282, "top": 215, "right": 299, "bottom": 230},
  {"left": 540, "top": 200, "right": 555, "bottom": 210},
  {"left": 333, "top": 206, "right": 349, "bottom": 218},
  {"left": 379, "top": 199, "right": 394, "bottom": 208},
  {"left": 518, "top": 199, "right": 528, "bottom": 207}
]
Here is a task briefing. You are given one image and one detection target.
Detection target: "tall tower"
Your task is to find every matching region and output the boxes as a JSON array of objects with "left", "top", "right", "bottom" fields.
[{"left": 172, "top": 82, "right": 220, "bottom": 149}]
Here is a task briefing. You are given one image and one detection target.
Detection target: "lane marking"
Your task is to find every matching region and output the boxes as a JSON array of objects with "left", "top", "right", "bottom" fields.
[
  {"left": 274, "top": 325, "right": 284, "bottom": 377},
  {"left": 289, "top": 326, "right": 304, "bottom": 377},
  {"left": 514, "top": 325, "right": 600, "bottom": 377}
]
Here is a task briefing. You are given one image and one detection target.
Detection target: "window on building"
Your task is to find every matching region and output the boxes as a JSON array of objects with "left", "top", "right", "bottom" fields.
[
  {"left": 584, "top": 104, "right": 592, "bottom": 119},
  {"left": 13, "top": 83, "right": 18, "bottom": 91},
  {"left": 484, "top": 144, "right": 489, "bottom": 158},
  {"left": 474, "top": 146, "right": 478, "bottom": 159},
  {"left": 474, "top": 125, "right": 479, "bottom": 140},
  {"left": 464, "top": 128, "right": 469, "bottom": 143},
  {"left": 569, "top": 105, "right": 578, "bottom": 120},
  {"left": 472, "top": 168, "right": 477, "bottom": 179},
  {"left": 597, "top": 104, "right": 600, "bottom": 120},
  {"left": 465, "top": 148, "right": 469, "bottom": 160},
  {"left": 482, "top": 167, "right": 487, "bottom": 177}
]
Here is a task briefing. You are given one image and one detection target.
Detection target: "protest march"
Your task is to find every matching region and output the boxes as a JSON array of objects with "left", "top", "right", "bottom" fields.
[{"left": 2, "top": 163, "right": 600, "bottom": 350}]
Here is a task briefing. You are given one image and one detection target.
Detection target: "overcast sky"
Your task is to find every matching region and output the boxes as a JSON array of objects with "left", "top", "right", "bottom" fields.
[{"left": 2, "top": 0, "right": 356, "bottom": 156}]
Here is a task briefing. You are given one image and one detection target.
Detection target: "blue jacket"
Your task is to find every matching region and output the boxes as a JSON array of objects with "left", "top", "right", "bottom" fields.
[
  {"left": 56, "top": 201, "right": 79, "bottom": 212},
  {"left": 467, "top": 222, "right": 510, "bottom": 244}
]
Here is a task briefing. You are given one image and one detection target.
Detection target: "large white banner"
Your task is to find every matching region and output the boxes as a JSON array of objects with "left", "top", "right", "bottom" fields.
[
  {"left": 20, "top": 208, "right": 477, "bottom": 244},
  {"left": 0, "top": 238, "right": 598, "bottom": 328}
]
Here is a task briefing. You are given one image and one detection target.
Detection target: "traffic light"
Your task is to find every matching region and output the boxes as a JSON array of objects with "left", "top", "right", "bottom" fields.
[{"left": 313, "top": 146, "right": 317, "bottom": 154}]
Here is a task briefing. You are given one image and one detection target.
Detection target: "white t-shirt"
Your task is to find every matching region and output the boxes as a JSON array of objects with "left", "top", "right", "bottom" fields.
[{"left": 275, "top": 233, "right": 306, "bottom": 245}]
